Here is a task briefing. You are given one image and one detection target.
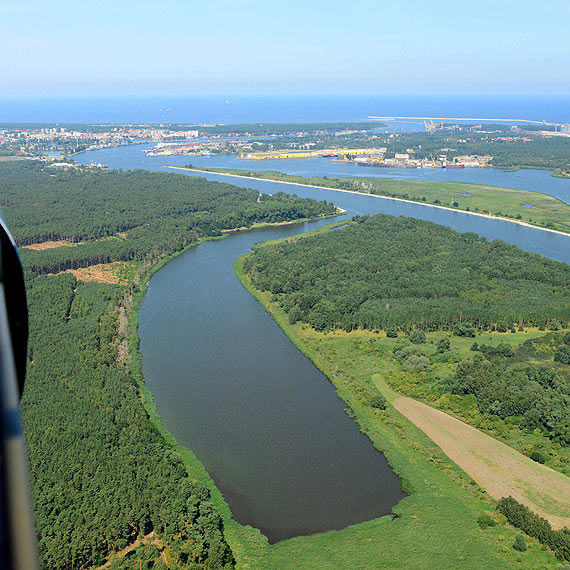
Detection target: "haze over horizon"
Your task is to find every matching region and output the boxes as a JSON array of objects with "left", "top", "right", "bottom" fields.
[{"left": 2, "top": 0, "right": 569, "bottom": 97}]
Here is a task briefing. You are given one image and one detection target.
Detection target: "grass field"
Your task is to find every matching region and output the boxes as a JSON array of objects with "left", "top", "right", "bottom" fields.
[{"left": 173, "top": 166, "right": 570, "bottom": 235}]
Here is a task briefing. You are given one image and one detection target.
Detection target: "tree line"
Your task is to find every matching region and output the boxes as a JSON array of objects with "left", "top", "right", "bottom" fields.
[
  {"left": 0, "top": 162, "right": 335, "bottom": 277},
  {"left": 497, "top": 497, "right": 570, "bottom": 561}
]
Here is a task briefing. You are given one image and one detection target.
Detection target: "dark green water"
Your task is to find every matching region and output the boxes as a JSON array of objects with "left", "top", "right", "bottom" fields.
[{"left": 138, "top": 221, "right": 406, "bottom": 543}]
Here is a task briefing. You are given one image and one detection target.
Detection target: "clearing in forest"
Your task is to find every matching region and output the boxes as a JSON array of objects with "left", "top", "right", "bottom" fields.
[
  {"left": 60, "top": 261, "right": 138, "bottom": 285},
  {"left": 373, "top": 374, "right": 570, "bottom": 530},
  {"left": 22, "top": 239, "right": 75, "bottom": 250},
  {"left": 22, "top": 234, "right": 128, "bottom": 251}
]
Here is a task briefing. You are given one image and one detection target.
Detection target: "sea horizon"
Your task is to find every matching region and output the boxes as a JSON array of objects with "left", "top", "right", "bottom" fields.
[{"left": 1, "top": 93, "right": 568, "bottom": 125}]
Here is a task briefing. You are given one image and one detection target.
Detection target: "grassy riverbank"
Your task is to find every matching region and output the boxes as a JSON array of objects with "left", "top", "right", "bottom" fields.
[
  {"left": 553, "top": 168, "right": 570, "bottom": 179},
  {"left": 226, "top": 225, "right": 563, "bottom": 568},
  {"left": 124, "top": 220, "right": 351, "bottom": 567},
  {"left": 171, "top": 165, "right": 570, "bottom": 235},
  {"left": 125, "top": 231, "right": 271, "bottom": 559}
]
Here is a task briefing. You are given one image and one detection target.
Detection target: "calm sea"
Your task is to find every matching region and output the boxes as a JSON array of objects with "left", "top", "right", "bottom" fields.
[{"left": 0, "top": 94, "right": 568, "bottom": 125}]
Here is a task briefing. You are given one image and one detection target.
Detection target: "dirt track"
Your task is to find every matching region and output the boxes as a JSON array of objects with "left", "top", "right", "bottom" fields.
[{"left": 393, "top": 395, "right": 570, "bottom": 529}]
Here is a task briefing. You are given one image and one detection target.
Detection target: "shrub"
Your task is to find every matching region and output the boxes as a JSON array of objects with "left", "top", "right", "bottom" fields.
[
  {"left": 477, "top": 513, "right": 496, "bottom": 529},
  {"left": 394, "top": 345, "right": 426, "bottom": 360},
  {"left": 370, "top": 395, "right": 387, "bottom": 410},
  {"left": 437, "top": 338, "right": 451, "bottom": 353},
  {"left": 403, "top": 355, "right": 431, "bottom": 372},
  {"left": 530, "top": 450, "right": 546, "bottom": 464},
  {"left": 386, "top": 328, "right": 398, "bottom": 338},
  {"left": 453, "top": 323, "right": 476, "bottom": 337},
  {"left": 513, "top": 534, "right": 527, "bottom": 552},
  {"left": 288, "top": 306, "right": 301, "bottom": 325},
  {"left": 554, "top": 346, "right": 570, "bottom": 364},
  {"left": 409, "top": 329, "right": 426, "bottom": 344}
]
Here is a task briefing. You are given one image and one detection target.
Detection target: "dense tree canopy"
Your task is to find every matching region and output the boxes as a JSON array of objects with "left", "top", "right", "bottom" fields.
[
  {"left": 0, "top": 161, "right": 336, "bottom": 569},
  {"left": 244, "top": 214, "right": 570, "bottom": 333},
  {"left": 24, "top": 276, "right": 234, "bottom": 569},
  {"left": 0, "top": 162, "right": 335, "bottom": 277}
]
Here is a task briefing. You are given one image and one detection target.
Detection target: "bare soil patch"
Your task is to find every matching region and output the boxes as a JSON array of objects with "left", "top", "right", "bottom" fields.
[
  {"left": 22, "top": 240, "right": 75, "bottom": 250},
  {"left": 392, "top": 395, "right": 570, "bottom": 529},
  {"left": 22, "top": 235, "right": 126, "bottom": 251},
  {"left": 64, "top": 262, "right": 130, "bottom": 284}
]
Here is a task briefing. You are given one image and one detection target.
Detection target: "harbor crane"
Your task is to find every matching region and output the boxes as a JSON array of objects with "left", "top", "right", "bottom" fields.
[{"left": 423, "top": 119, "right": 444, "bottom": 133}]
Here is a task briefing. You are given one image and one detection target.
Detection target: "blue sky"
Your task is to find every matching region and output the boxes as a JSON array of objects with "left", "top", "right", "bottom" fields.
[{"left": 2, "top": 0, "right": 569, "bottom": 95}]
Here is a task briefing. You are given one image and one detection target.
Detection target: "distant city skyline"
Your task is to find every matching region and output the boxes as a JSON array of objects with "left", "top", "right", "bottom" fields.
[{"left": 2, "top": 0, "right": 569, "bottom": 96}]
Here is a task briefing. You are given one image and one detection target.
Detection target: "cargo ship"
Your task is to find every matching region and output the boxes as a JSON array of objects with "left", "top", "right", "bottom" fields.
[{"left": 443, "top": 163, "right": 465, "bottom": 169}]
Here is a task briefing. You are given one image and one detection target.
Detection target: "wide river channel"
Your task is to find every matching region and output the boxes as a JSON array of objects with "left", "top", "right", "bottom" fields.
[{"left": 77, "top": 145, "right": 570, "bottom": 542}]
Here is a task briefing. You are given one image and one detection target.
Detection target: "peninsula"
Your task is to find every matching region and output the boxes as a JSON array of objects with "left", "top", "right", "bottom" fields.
[{"left": 169, "top": 166, "right": 570, "bottom": 236}]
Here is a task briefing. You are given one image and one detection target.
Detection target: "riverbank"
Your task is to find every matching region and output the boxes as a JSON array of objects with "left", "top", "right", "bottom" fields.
[
  {"left": 553, "top": 168, "right": 570, "bottom": 179},
  {"left": 125, "top": 218, "right": 351, "bottom": 566},
  {"left": 220, "top": 212, "right": 345, "bottom": 234},
  {"left": 230, "top": 232, "right": 562, "bottom": 568},
  {"left": 126, "top": 234, "right": 246, "bottom": 539},
  {"left": 168, "top": 166, "right": 570, "bottom": 237}
]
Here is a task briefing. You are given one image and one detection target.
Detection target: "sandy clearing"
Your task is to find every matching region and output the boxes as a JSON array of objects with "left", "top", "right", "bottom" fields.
[
  {"left": 58, "top": 262, "right": 129, "bottom": 284},
  {"left": 391, "top": 395, "right": 570, "bottom": 528},
  {"left": 22, "top": 235, "right": 127, "bottom": 251},
  {"left": 22, "top": 240, "right": 75, "bottom": 250},
  {"left": 167, "top": 166, "right": 570, "bottom": 238}
]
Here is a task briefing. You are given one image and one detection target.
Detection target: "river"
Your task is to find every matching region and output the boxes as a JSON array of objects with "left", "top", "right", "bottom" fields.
[
  {"left": 76, "top": 145, "right": 570, "bottom": 542},
  {"left": 77, "top": 142, "right": 570, "bottom": 204}
]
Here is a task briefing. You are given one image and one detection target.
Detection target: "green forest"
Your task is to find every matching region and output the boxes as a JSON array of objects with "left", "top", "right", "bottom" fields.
[
  {"left": 244, "top": 214, "right": 570, "bottom": 333},
  {"left": 0, "top": 161, "right": 335, "bottom": 277},
  {"left": 0, "top": 161, "right": 336, "bottom": 569},
  {"left": 25, "top": 276, "right": 234, "bottom": 569}
]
